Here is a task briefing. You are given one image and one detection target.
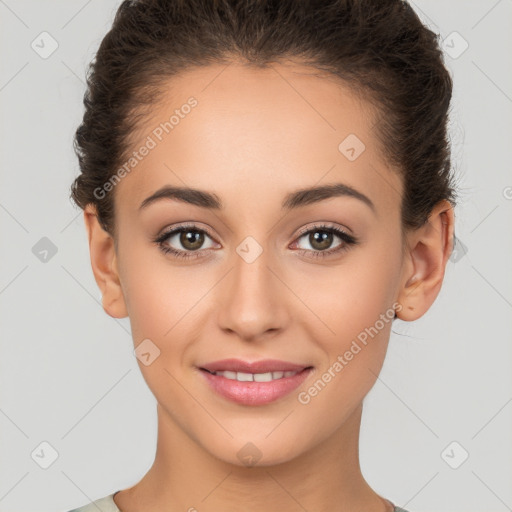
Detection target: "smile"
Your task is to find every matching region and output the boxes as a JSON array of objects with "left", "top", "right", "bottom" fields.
[
  {"left": 203, "top": 369, "right": 301, "bottom": 381},
  {"left": 199, "top": 367, "right": 314, "bottom": 405}
]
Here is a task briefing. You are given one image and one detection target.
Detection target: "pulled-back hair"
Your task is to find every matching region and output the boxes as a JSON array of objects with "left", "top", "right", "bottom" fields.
[{"left": 70, "top": 0, "right": 456, "bottom": 237}]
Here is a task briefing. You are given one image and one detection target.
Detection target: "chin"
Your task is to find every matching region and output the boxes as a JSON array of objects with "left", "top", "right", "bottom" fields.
[{"left": 200, "top": 431, "right": 309, "bottom": 469}]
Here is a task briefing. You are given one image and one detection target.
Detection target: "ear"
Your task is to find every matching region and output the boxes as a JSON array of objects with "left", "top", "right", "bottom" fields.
[
  {"left": 83, "top": 204, "right": 128, "bottom": 319},
  {"left": 396, "top": 200, "right": 455, "bottom": 321}
]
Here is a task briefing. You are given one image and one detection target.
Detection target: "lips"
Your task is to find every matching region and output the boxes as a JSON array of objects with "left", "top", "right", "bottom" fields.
[
  {"left": 199, "top": 358, "right": 311, "bottom": 374},
  {"left": 199, "top": 364, "right": 314, "bottom": 405},
  {"left": 197, "top": 358, "right": 314, "bottom": 405}
]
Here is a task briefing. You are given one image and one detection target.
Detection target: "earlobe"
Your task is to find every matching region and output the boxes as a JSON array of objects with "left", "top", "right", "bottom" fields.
[
  {"left": 396, "top": 200, "right": 455, "bottom": 321},
  {"left": 83, "top": 204, "right": 128, "bottom": 319}
]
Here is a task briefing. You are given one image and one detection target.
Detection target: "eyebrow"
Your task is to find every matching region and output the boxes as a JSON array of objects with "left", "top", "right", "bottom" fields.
[{"left": 139, "top": 183, "right": 375, "bottom": 213}]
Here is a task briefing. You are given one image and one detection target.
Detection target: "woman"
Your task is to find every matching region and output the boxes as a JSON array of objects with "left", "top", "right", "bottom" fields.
[{"left": 67, "top": 0, "right": 456, "bottom": 510}]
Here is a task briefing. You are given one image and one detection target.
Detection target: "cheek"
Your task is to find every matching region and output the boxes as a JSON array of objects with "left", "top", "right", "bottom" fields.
[
  {"left": 291, "top": 284, "right": 398, "bottom": 425},
  {"left": 294, "top": 237, "right": 402, "bottom": 343},
  {"left": 119, "top": 250, "right": 209, "bottom": 403},
  {"left": 117, "top": 241, "right": 200, "bottom": 347},
  {"left": 289, "top": 232, "right": 403, "bottom": 394}
]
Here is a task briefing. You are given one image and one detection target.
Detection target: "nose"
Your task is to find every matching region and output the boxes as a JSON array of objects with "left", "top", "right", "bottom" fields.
[{"left": 216, "top": 245, "right": 290, "bottom": 341}]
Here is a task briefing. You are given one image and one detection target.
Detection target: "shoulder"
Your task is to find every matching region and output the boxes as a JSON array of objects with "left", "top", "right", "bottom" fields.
[{"left": 66, "top": 493, "right": 120, "bottom": 512}]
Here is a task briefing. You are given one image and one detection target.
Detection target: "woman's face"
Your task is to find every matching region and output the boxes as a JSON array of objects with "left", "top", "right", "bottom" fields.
[{"left": 109, "top": 61, "right": 407, "bottom": 465}]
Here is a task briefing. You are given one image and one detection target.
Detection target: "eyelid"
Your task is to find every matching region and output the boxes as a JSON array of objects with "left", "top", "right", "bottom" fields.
[
  {"left": 157, "top": 222, "right": 217, "bottom": 241},
  {"left": 155, "top": 221, "right": 358, "bottom": 260},
  {"left": 153, "top": 223, "right": 219, "bottom": 260},
  {"left": 156, "top": 221, "right": 352, "bottom": 241},
  {"left": 294, "top": 221, "right": 353, "bottom": 238},
  {"left": 291, "top": 222, "right": 357, "bottom": 251}
]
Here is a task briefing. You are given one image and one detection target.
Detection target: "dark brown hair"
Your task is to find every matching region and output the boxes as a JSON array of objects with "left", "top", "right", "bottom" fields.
[{"left": 70, "top": 0, "right": 456, "bottom": 237}]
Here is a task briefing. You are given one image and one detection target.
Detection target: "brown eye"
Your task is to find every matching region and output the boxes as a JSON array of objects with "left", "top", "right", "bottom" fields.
[
  {"left": 297, "top": 228, "right": 340, "bottom": 252},
  {"left": 293, "top": 224, "right": 358, "bottom": 259},
  {"left": 179, "top": 230, "right": 205, "bottom": 251},
  {"left": 155, "top": 225, "right": 218, "bottom": 259},
  {"left": 308, "top": 230, "right": 334, "bottom": 251}
]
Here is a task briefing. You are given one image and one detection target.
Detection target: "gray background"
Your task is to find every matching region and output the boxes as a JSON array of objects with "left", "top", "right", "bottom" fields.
[{"left": 0, "top": 1, "right": 511, "bottom": 511}]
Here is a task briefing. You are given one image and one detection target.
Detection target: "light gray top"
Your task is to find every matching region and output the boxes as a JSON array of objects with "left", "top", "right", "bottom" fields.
[{"left": 67, "top": 492, "right": 411, "bottom": 512}]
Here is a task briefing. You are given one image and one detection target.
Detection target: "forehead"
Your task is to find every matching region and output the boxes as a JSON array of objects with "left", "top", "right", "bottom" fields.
[{"left": 114, "top": 61, "right": 402, "bottom": 219}]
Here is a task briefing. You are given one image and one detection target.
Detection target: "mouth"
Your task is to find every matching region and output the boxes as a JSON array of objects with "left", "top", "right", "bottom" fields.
[
  {"left": 199, "top": 358, "right": 311, "bottom": 374},
  {"left": 200, "top": 367, "right": 311, "bottom": 382},
  {"left": 197, "top": 359, "right": 314, "bottom": 405}
]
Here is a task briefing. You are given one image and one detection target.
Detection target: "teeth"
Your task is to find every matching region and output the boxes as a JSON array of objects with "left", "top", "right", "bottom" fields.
[
  {"left": 212, "top": 370, "right": 300, "bottom": 381},
  {"left": 254, "top": 372, "right": 274, "bottom": 382}
]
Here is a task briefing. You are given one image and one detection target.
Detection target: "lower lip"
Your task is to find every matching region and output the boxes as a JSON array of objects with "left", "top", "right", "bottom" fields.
[{"left": 199, "top": 367, "right": 313, "bottom": 406}]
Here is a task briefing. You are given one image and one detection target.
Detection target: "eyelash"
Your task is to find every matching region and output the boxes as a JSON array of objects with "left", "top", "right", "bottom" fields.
[{"left": 153, "top": 222, "right": 358, "bottom": 261}]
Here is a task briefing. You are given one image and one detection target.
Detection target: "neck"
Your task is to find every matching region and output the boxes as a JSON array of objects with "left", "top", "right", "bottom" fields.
[{"left": 114, "top": 403, "right": 391, "bottom": 512}]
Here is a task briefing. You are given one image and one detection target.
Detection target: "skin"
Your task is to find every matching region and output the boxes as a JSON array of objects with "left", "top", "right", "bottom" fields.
[{"left": 83, "top": 60, "right": 454, "bottom": 512}]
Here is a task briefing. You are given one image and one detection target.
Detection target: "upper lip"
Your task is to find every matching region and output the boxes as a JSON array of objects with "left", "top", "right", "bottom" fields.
[{"left": 200, "top": 359, "right": 311, "bottom": 373}]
